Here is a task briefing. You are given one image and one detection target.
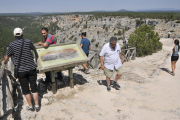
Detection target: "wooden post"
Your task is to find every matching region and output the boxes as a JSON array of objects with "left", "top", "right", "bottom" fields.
[
  {"left": 51, "top": 71, "right": 57, "bottom": 94},
  {"left": 2, "top": 67, "right": 7, "bottom": 117},
  {"left": 134, "top": 48, "right": 136, "bottom": 59},
  {"left": 95, "top": 52, "right": 98, "bottom": 69},
  {"left": 128, "top": 49, "right": 131, "bottom": 61},
  {"left": 68, "top": 68, "right": 74, "bottom": 88}
]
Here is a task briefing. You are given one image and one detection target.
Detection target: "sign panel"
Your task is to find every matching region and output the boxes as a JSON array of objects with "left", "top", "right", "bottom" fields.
[{"left": 35, "top": 43, "right": 89, "bottom": 72}]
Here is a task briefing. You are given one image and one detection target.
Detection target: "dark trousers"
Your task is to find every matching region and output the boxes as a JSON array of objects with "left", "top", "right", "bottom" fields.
[
  {"left": 44, "top": 71, "right": 63, "bottom": 83},
  {"left": 18, "top": 69, "right": 38, "bottom": 95}
]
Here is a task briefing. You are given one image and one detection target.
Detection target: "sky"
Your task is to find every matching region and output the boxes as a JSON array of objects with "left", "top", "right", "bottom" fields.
[{"left": 0, "top": 0, "right": 180, "bottom": 13}]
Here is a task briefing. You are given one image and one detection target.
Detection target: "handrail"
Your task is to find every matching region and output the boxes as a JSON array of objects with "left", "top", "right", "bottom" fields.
[
  {"left": 0, "top": 63, "right": 5, "bottom": 81},
  {"left": 87, "top": 47, "right": 136, "bottom": 68},
  {"left": 0, "top": 63, "right": 14, "bottom": 119}
]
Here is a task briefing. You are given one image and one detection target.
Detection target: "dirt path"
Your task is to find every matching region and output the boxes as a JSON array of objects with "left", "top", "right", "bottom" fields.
[{"left": 19, "top": 38, "right": 180, "bottom": 120}]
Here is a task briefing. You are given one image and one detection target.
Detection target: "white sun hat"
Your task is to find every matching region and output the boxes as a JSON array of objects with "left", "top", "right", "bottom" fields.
[{"left": 14, "top": 27, "right": 23, "bottom": 36}]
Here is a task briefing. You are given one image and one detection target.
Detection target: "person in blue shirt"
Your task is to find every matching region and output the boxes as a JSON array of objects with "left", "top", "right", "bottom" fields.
[
  {"left": 171, "top": 39, "right": 179, "bottom": 76},
  {"left": 80, "top": 32, "right": 91, "bottom": 74}
]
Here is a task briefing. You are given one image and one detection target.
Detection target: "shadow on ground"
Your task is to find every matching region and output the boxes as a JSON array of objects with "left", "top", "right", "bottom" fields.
[
  {"left": 37, "top": 72, "right": 88, "bottom": 107},
  {"left": 12, "top": 81, "right": 23, "bottom": 120},
  {"left": 160, "top": 68, "right": 172, "bottom": 75},
  {"left": 10, "top": 72, "right": 88, "bottom": 119},
  {"left": 97, "top": 80, "right": 120, "bottom": 90}
]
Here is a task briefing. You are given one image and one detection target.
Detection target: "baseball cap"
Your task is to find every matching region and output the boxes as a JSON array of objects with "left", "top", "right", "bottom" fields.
[{"left": 14, "top": 28, "right": 23, "bottom": 36}]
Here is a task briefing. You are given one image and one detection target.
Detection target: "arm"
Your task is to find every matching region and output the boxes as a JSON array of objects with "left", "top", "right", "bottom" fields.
[
  {"left": 120, "top": 52, "right": 124, "bottom": 64},
  {"left": 80, "top": 44, "right": 83, "bottom": 48},
  {"left": 99, "top": 56, "right": 105, "bottom": 70},
  {"left": 3, "top": 45, "right": 13, "bottom": 64},
  {"left": 89, "top": 45, "right": 91, "bottom": 50},
  {"left": 39, "top": 42, "right": 49, "bottom": 48},
  {"left": 2, "top": 55, "right": 10, "bottom": 64},
  {"left": 80, "top": 39, "right": 84, "bottom": 48},
  {"left": 174, "top": 46, "right": 177, "bottom": 54},
  {"left": 99, "top": 45, "right": 106, "bottom": 70}
]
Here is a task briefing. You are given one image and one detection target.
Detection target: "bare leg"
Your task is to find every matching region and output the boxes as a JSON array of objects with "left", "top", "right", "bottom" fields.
[
  {"left": 171, "top": 61, "right": 174, "bottom": 74},
  {"left": 25, "top": 94, "right": 32, "bottom": 107},
  {"left": 32, "top": 92, "right": 39, "bottom": 106},
  {"left": 172, "top": 61, "right": 178, "bottom": 75},
  {"left": 114, "top": 73, "right": 123, "bottom": 82},
  {"left": 82, "top": 64, "right": 88, "bottom": 70},
  {"left": 174, "top": 61, "right": 177, "bottom": 74},
  {"left": 106, "top": 77, "right": 111, "bottom": 86}
]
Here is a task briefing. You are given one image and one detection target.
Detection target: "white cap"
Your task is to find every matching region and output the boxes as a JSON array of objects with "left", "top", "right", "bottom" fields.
[{"left": 14, "top": 28, "right": 23, "bottom": 36}]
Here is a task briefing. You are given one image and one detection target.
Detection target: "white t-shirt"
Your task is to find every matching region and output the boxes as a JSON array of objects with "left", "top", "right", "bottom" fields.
[{"left": 99, "top": 42, "right": 122, "bottom": 70}]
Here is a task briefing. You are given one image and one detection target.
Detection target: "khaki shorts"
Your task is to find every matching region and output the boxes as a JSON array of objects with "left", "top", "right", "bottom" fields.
[{"left": 104, "top": 66, "right": 123, "bottom": 78}]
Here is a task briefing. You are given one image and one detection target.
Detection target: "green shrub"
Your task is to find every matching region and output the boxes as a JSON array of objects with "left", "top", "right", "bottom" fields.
[
  {"left": 136, "top": 20, "right": 144, "bottom": 26},
  {"left": 91, "top": 39, "right": 96, "bottom": 43},
  {"left": 117, "top": 30, "right": 122, "bottom": 35},
  {"left": 118, "top": 37, "right": 123, "bottom": 40},
  {"left": 114, "top": 30, "right": 121, "bottom": 36},
  {"left": 95, "top": 44, "right": 99, "bottom": 48},
  {"left": 74, "top": 37, "right": 77, "bottom": 41},
  {"left": 69, "top": 35, "right": 74, "bottom": 40},
  {"left": 105, "top": 27, "right": 108, "bottom": 32},
  {"left": 103, "top": 24, "right": 106, "bottom": 29},
  {"left": 128, "top": 24, "right": 162, "bottom": 57},
  {"left": 83, "top": 25, "right": 87, "bottom": 29}
]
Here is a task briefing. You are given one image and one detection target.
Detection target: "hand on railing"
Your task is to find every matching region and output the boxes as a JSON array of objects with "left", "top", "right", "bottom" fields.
[
  {"left": 1, "top": 60, "right": 4, "bottom": 65},
  {"left": 1, "top": 61, "right": 6, "bottom": 69}
]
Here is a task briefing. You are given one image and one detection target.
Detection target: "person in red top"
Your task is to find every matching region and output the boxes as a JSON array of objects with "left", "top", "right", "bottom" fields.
[
  {"left": 39, "top": 27, "right": 56, "bottom": 47},
  {"left": 39, "top": 27, "right": 63, "bottom": 86}
]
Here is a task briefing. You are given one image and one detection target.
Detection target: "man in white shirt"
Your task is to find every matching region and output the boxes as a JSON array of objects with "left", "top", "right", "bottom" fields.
[{"left": 99, "top": 37, "right": 123, "bottom": 91}]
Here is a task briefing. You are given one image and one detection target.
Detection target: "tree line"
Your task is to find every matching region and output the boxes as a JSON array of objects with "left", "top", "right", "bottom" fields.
[
  {"left": 44, "top": 12, "right": 180, "bottom": 21},
  {"left": 0, "top": 16, "right": 59, "bottom": 61}
]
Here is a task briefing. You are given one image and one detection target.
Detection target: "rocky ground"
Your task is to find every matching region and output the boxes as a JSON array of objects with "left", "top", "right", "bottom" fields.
[
  {"left": 9, "top": 38, "right": 180, "bottom": 120},
  {"left": 38, "top": 15, "right": 180, "bottom": 50}
]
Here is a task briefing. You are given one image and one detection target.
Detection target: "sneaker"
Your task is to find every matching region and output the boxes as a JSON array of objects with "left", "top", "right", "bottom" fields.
[
  {"left": 113, "top": 81, "right": 120, "bottom": 88},
  {"left": 172, "top": 73, "right": 175, "bottom": 76},
  {"left": 84, "top": 68, "right": 90, "bottom": 74},
  {"left": 107, "top": 85, "right": 111, "bottom": 91},
  {"left": 47, "top": 83, "right": 52, "bottom": 91},
  {"left": 37, "top": 78, "right": 44, "bottom": 83},
  {"left": 26, "top": 106, "right": 34, "bottom": 111},
  {"left": 35, "top": 106, "right": 40, "bottom": 112}
]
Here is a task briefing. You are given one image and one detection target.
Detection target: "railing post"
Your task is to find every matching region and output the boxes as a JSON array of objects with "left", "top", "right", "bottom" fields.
[{"left": 95, "top": 52, "right": 98, "bottom": 69}]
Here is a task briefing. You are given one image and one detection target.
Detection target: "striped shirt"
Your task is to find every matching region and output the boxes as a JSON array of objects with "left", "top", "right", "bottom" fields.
[
  {"left": 6, "top": 38, "right": 36, "bottom": 72},
  {"left": 45, "top": 34, "right": 56, "bottom": 45}
]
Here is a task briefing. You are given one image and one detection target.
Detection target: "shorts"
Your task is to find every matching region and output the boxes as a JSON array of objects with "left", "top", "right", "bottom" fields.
[
  {"left": 18, "top": 69, "right": 38, "bottom": 95},
  {"left": 171, "top": 56, "right": 179, "bottom": 61},
  {"left": 104, "top": 66, "right": 123, "bottom": 78}
]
